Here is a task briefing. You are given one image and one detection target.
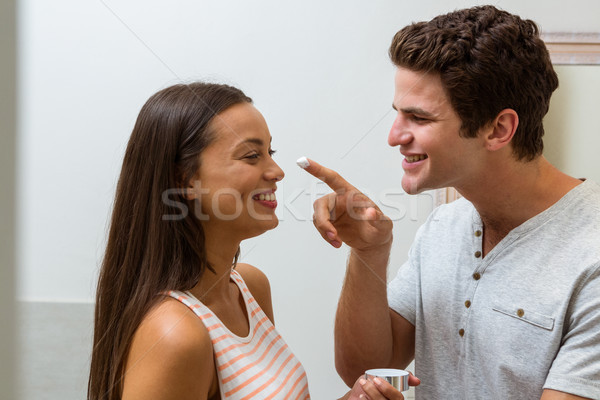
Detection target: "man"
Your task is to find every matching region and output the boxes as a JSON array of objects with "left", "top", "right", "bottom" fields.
[{"left": 300, "top": 5, "right": 600, "bottom": 400}]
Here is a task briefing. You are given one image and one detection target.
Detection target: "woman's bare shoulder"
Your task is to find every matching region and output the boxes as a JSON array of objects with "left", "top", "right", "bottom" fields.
[
  {"left": 235, "top": 263, "right": 269, "bottom": 289},
  {"left": 235, "top": 263, "right": 274, "bottom": 322},
  {"left": 135, "top": 297, "right": 211, "bottom": 353},
  {"left": 122, "top": 297, "right": 216, "bottom": 400}
]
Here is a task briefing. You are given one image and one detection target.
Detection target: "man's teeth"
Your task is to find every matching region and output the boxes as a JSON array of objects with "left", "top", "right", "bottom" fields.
[
  {"left": 257, "top": 193, "right": 276, "bottom": 201},
  {"left": 406, "top": 155, "right": 428, "bottom": 163}
]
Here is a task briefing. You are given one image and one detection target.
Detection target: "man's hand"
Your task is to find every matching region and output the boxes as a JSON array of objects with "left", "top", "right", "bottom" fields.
[{"left": 299, "top": 157, "right": 393, "bottom": 252}]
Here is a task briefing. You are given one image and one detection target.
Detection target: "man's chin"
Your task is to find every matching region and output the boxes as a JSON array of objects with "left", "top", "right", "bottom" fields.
[{"left": 401, "top": 179, "right": 425, "bottom": 195}]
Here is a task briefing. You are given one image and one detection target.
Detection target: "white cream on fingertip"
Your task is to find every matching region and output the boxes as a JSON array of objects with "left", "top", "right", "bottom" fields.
[{"left": 296, "top": 156, "right": 310, "bottom": 169}]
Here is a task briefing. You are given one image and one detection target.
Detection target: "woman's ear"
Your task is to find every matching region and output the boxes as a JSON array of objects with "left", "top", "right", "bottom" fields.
[
  {"left": 183, "top": 178, "right": 203, "bottom": 201},
  {"left": 180, "top": 174, "right": 200, "bottom": 201},
  {"left": 485, "top": 108, "right": 518, "bottom": 151},
  {"left": 183, "top": 184, "right": 196, "bottom": 201}
]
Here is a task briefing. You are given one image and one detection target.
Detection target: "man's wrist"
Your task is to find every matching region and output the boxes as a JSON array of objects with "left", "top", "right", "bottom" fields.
[
  {"left": 349, "top": 238, "right": 393, "bottom": 279},
  {"left": 352, "top": 237, "right": 393, "bottom": 260}
]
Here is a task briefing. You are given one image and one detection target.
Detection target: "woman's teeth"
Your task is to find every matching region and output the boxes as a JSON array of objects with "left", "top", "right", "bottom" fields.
[
  {"left": 256, "top": 193, "right": 276, "bottom": 201},
  {"left": 406, "top": 154, "right": 428, "bottom": 163}
]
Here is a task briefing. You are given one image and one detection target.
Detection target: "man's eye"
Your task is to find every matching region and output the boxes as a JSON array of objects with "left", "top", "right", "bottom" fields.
[
  {"left": 245, "top": 153, "right": 259, "bottom": 159},
  {"left": 269, "top": 149, "right": 277, "bottom": 157},
  {"left": 411, "top": 115, "right": 427, "bottom": 122}
]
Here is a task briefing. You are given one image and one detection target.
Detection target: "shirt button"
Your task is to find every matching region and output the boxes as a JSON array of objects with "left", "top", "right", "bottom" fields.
[
  {"left": 474, "top": 230, "right": 482, "bottom": 237},
  {"left": 517, "top": 309, "right": 525, "bottom": 317},
  {"left": 473, "top": 272, "right": 481, "bottom": 280},
  {"left": 474, "top": 251, "right": 482, "bottom": 258},
  {"left": 459, "top": 329, "right": 465, "bottom": 337},
  {"left": 465, "top": 300, "right": 471, "bottom": 308}
]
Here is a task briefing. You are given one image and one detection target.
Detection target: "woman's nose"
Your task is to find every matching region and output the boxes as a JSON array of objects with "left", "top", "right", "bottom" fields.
[{"left": 265, "top": 159, "right": 285, "bottom": 182}]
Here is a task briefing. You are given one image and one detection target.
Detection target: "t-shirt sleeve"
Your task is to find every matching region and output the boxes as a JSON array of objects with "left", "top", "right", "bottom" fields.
[
  {"left": 387, "top": 257, "right": 418, "bottom": 326},
  {"left": 543, "top": 264, "right": 600, "bottom": 398},
  {"left": 387, "top": 207, "right": 438, "bottom": 327}
]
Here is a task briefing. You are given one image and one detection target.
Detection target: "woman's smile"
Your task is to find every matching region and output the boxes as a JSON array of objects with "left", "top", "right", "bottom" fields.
[{"left": 251, "top": 189, "right": 278, "bottom": 209}]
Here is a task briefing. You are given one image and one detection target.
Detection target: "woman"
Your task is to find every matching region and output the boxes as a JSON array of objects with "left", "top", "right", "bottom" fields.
[{"left": 88, "top": 82, "right": 403, "bottom": 400}]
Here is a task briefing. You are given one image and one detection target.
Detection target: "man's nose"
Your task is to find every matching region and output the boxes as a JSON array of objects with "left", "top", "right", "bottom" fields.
[{"left": 388, "top": 114, "right": 412, "bottom": 147}]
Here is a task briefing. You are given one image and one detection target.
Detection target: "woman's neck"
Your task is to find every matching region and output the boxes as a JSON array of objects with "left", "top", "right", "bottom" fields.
[{"left": 190, "top": 228, "right": 241, "bottom": 303}]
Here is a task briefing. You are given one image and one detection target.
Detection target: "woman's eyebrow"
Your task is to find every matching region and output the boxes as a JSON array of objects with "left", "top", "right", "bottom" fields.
[
  {"left": 234, "top": 136, "right": 273, "bottom": 150},
  {"left": 238, "top": 138, "right": 264, "bottom": 147}
]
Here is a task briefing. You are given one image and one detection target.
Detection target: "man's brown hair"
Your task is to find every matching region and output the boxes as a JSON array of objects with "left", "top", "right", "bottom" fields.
[{"left": 389, "top": 5, "right": 558, "bottom": 161}]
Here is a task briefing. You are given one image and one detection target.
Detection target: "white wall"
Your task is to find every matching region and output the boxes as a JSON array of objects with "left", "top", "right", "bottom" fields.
[
  {"left": 16, "top": 1, "right": 600, "bottom": 399},
  {"left": 544, "top": 66, "right": 600, "bottom": 183}
]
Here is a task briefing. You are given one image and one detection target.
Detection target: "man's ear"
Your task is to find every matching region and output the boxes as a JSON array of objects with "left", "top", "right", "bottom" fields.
[{"left": 485, "top": 108, "right": 518, "bottom": 151}]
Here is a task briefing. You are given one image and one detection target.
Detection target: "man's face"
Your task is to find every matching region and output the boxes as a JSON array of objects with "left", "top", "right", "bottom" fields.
[{"left": 388, "top": 67, "right": 486, "bottom": 194}]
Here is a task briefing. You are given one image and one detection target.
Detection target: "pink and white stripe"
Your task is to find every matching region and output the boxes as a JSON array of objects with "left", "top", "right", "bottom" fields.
[{"left": 168, "top": 270, "right": 310, "bottom": 399}]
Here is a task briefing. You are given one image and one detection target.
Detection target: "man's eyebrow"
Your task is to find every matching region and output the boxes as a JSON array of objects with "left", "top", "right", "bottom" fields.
[{"left": 392, "top": 104, "right": 436, "bottom": 118}]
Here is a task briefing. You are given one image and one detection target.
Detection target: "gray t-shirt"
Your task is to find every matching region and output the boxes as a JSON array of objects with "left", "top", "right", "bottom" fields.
[{"left": 388, "top": 180, "right": 600, "bottom": 399}]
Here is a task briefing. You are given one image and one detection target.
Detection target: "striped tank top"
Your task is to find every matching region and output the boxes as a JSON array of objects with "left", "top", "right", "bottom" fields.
[{"left": 168, "top": 269, "right": 310, "bottom": 399}]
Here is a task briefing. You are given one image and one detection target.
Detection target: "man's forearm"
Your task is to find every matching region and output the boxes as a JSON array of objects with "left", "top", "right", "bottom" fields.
[{"left": 335, "top": 242, "right": 395, "bottom": 386}]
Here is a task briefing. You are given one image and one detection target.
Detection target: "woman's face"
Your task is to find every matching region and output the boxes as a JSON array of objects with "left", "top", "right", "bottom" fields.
[{"left": 190, "top": 102, "right": 284, "bottom": 240}]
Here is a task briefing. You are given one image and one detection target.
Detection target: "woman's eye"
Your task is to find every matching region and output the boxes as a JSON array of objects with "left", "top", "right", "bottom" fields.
[{"left": 243, "top": 149, "right": 276, "bottom": 160}]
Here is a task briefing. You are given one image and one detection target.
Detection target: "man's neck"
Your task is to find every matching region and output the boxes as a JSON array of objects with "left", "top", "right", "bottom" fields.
[{"left": 459, "top": 156, "right": 581, "bottom": 255}]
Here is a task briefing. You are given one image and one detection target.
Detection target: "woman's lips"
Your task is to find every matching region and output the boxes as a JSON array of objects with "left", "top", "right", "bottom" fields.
[
  {"left": 255, "top": 199, "right": 277, "bottom": 209},
  {"left": 252, "top": 191, "right": 277, "bottom": 209},
  {"left": 253, "top": 192, "right": 276, "bottom": 201}
]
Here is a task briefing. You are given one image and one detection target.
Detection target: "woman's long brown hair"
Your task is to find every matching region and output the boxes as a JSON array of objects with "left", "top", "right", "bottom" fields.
[{"left": 88, "top": 82, "right": 251, "bottom": 400}]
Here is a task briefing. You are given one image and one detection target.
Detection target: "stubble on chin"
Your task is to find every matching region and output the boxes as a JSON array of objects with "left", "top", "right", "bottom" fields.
[{"left": 401, "top": 177, "right": 421, "bottom": 195}]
